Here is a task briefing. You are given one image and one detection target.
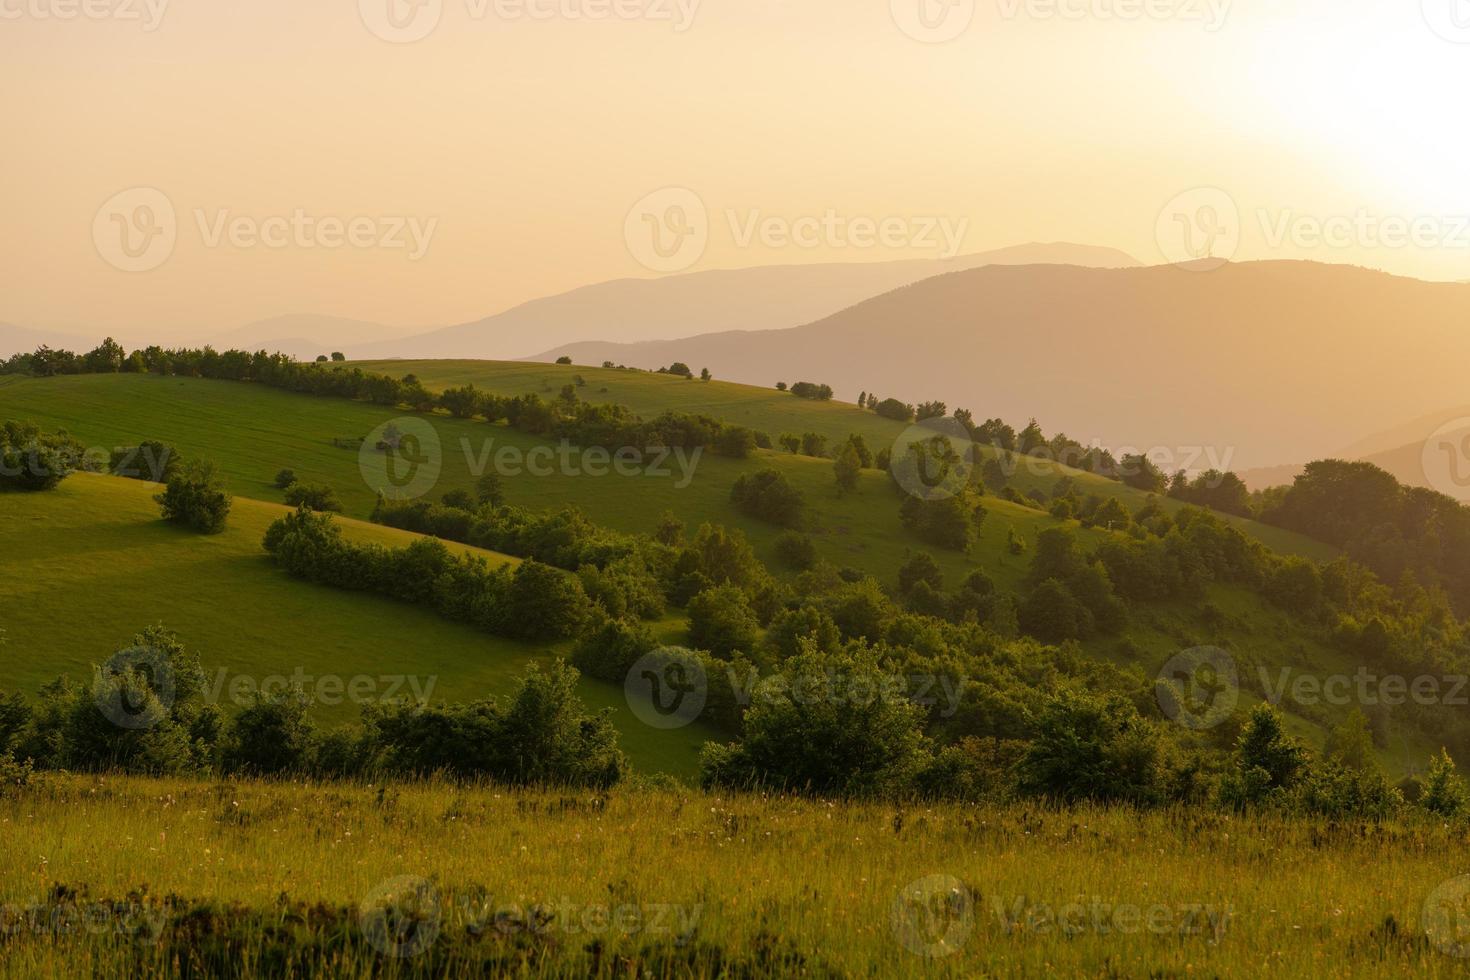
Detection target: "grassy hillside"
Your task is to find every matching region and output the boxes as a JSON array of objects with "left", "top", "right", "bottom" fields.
[
  {"left": 355, "top": 360, "right": 1334, "bottom": 561},
  {"left": 2, "top": 774, "right": 1465, "bottom": 977},
  {"left": 0, "top": 473, "right": 714, "bottom": 778},
  {"left": 0, "top": 370, "right": 1400, "bottom": 770}
]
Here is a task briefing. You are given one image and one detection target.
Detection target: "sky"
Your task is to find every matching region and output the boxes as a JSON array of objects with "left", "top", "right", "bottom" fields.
[{"left": 5, "top": 0, "right": 1470, "bottom": 336}]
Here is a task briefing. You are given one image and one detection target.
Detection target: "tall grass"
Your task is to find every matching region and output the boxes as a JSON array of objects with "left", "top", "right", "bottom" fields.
[{"left": 2, "top": 773, "right": 1467, "bottom": 977}]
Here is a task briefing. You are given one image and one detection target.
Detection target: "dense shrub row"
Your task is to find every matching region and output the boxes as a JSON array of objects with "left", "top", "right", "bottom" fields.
[
  {"left": 0, "top": 626, "right": 622, "bottom": 787},
  {"left": 264, "top": 508, "right": 591, "bottom": 642}
]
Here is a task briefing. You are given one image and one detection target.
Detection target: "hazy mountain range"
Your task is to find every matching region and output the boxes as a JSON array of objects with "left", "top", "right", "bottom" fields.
[
  {"left": 538, "top": 261, "right": 1470, "bottom": 472},
  {"left": 348, "top": 243, "right": 1140, "bottom": 361},
  {"left": 2, "top": 243, "right": 1136, "bottom": 363}
]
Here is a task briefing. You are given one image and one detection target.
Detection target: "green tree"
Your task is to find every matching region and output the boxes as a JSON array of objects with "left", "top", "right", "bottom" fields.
[
  {"left": 156, "top": 459, "right": 232, "bottom": 534},
  {"left": 834, "top": 443, "right": 862, "bottom": 496},
  {"left": 688, "top": 585, "right": 761, "bottom": 659}
]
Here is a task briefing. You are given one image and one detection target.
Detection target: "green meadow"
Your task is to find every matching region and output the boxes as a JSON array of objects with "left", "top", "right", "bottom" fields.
[
  {"left": 0, "top": 473, "right": 713, "bottom": 778},
  {"left": 0, "top": 369, "right": 1386, "bottom": 770},
  {"left": 1, "top": 774, "right": 1467, "bottom": 978}
]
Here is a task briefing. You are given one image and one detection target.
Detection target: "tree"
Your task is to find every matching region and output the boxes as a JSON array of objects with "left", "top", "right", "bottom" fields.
[
  {"left": 1017, "top": 690, "right": 1165, "bottom": 805},
  {"left": 283, "top": 482, "right": 343, "bottom": 513},
  {"left": 315, "top": 355, "right": 329, "bottom": 363},
  {"left": 1324, "top": 709, "right": 1374, "bottom": 771},
  {"left": 1422, "top": 749, "right": 1469, "bottom": 817},
  {"left": 1119, "top": 453, "right": 1167, "bottom": 493},
  {"left": 897, "top": 552, "right": 943, "bottom": 595},
  {"left": 700, "top": 646, "right": 930, "bottom": 796},
  {"left": 773, "top": 532, "right": 816, "bottom": 570},
  {"left": 505, "top": 561, "right": 591, "bottom": 642},
  {"left": 156, "top": 459, "right": 232, "bottom": 533},
  {"left": 900, "top": 494, "right": 982, "bottom": 551},
  {"left": 779, "top": 433, "right": 802, "bottom": 454},
  {"left": 476, "top": 471, "right": 505, "bottom": 508},
  {"left": 655, "top": 511, "right": 686, "bottom": 548},
  {"left": 223, "top": 689, "right": 316, "bottom": 776},
  {"left": 1018, "top": 578, "right": 1092, "bottom": 642},
  {"left": 441, "top": 489, "right": 475, "bottom": 510},
  {"left": 801, "top": 433, "right": 828, "bottom": 458},
  {"left": 874, "top": 398, "right": 914, "bottom": 422},
  {"left": 687, "top": 585, "right": 761, "bottom": 659},
  {"left": 730, "top": 469, "right": 805, "bottom": 527},
  {"left": 555, "top": 355, "right": 573, "bottom": 365},
  {"left": 664, "top": 362, "right": 693, "bottom": 378},
  {"left": 1221, "top": 704, "right": 1308, "bottom": 808},
  {"left": 330, "top": 352, "right": 345, "bottom": 362},
  {"left": 834, "top": 443, "right": 862, "bottom": 496},
  {"left": 700, "top": 367, "right": 712, "bottom": 381},
  {"left": 839, "top": 434, "right": 873, "bottom": 468},
  {"left": 273, "top": 468, "right": 297, "bottom": 489}
]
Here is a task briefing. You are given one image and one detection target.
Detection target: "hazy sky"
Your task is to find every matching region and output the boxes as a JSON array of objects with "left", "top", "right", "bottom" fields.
[{"left": 5, "top": 0, "right": 1470, "bottom": 336}]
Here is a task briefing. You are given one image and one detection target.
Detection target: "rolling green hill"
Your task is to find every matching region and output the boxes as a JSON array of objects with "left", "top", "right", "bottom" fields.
[
  {"left": 0, "top": 473, "right": 713, "bottom": 778},
  {"left": 1, "top": 368, "right": 1407, "bottom": 770}
]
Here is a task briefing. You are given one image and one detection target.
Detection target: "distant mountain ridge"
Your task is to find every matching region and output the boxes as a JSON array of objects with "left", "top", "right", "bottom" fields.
[
  {"left": 537, "top": 261, "right": 1470, "bottom": 471},
  {"left": 350, "top": 243, "right": 1140, "bottom": 361}
]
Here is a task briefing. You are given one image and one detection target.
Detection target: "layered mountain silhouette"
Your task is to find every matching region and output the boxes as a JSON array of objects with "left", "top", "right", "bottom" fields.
[
  {"left": 350, "top": 243, "right": 1138, "bottom": 361},
  {"left": 538, "top": 261, "right": 1470, "bottom": 470}
]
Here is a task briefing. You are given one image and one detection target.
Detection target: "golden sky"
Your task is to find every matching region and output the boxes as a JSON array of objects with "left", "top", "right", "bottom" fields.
[{"left": 5, "top": 0, "right": 1470, "bottom": 335}]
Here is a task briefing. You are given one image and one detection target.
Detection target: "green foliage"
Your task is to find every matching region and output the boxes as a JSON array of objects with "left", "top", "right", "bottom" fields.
[
  {"left": 687, "top": 586, "right": 761, "bottom": 659},
  {"left": 156, "top": 459, "right": 232, "bottom": 533},
  {"left": 1017, "top": 690, "right": 1166, "bottom": 806},
  {"left": 772, "top": 531, "right": 816, "bottom": 570},
  {"left": 0, "top": 419, "right": 86, "bottom": 491},
  {"left": 700, "top": 645, "right": 930, "bottom": 797},
  {"left": 730, "top": 469, "right": 805, "bottom": 528},
  {"left": 283, "top": 482, "right": 343, "bottom": 513}
]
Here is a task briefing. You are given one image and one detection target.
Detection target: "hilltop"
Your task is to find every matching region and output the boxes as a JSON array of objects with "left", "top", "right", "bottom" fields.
[{"left": 538, "top": 261, "right": 1470, "bottom": 470}]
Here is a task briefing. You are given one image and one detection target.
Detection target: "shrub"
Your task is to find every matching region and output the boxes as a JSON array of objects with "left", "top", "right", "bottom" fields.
[
  {"left": 223, "top": 690, "right": 317, "bottom": 776},
  {"left": 773, "top": 532, "right": 817, "bottom": 570},
  {"left": 0, "top": 420, "right": 85, "bottom": 491},
  {"left": 110, "top": 441, "right": 177, "bottom": 483},
  {"left": 700, "top": 645, "right": 930, "bottom": 797},
  {"left": 156, "top": 460, "right": 232, "bottom": 533},
  {"left": 1016, "top": 690, "right": 1165, "bottom": 806},
  {"left": 273, "top": 468, "right": 297, "bottom": 489},
  {"left": 687, "top": 586, "right": 761, "bottom": 659},
  {"left": 730, "top": 469, "right": 805, "bottom": 528},
  {"left": 283, "top": 482, "right": 343, "bottom": 513}
]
